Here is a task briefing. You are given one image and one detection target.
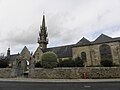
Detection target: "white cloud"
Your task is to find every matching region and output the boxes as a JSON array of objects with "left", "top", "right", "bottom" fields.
[{"left": 0, "top": 0, "right": 120, "bottom": 55}]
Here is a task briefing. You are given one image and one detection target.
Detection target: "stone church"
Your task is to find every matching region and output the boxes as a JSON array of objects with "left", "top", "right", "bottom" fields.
[{"left": 4, "top": 15, "right": 120, "bottom": 67}]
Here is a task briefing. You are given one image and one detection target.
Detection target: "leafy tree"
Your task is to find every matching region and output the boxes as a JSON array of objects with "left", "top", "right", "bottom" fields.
[{"left": 41, "top": 52, "right": 57, "bottom": 68}]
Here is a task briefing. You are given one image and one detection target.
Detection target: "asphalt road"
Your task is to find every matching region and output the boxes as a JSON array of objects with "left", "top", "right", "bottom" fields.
[{"left": 0, "top": 81, "right": 119, "bottom": 90}]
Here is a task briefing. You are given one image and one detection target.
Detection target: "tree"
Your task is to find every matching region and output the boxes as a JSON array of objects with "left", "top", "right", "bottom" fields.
[{"left": 41, "top": 52, "right": 57, "bottom": 68}]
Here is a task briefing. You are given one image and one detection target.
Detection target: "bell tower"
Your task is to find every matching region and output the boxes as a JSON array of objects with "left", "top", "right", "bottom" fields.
[
  {"left": 7, "top": 48, "right": 10, "bottom": 56},
  {"left": 38, "top": 14, "right": 48, "bottom": 49}
]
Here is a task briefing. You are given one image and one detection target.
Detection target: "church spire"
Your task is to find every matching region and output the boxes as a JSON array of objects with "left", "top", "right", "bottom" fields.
[
  {"left": 38, "top": 14, "right": 48, "bottom": 49},
  {"left": 41, "top": 14, "right": 46, "bottom": 29}
]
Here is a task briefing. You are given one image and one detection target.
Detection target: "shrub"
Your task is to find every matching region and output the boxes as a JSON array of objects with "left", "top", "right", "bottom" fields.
[
  {"left": 101, "top": 60, "right": 113, "bottom": 67},
  {"left": 74, "top": 56, "right": 84, "bottom": 67},
  {"left": 57, "top": 57, "right": 85, "bottom": 67},
  {"left": 0, "top": 60, "right": 8, "bottom": 68},
  {"left": 41, "top": 52, "right": 57, "bottom": 68},
  {"left": 35, "top": 61, "right": 42, "bottom": 68},
  {"left": 58, "top": 58, "right": 75, "bottom": 67}
]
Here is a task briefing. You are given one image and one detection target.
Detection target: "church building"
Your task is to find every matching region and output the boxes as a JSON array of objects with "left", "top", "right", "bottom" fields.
[{"left": 5, "top": 15, "right": 120, "bottom": 67}]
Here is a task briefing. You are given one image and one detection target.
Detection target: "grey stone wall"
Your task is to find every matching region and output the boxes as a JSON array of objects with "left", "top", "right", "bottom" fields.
[
  {"left": 0, "top": 67, "right": 120, "bottom": 79},
  {"left": 31, "top": 67, "right": 120, "bottom": 79},
  {"left": 72, "top": 42, "right": 120, "bottom": 66},
  {"left": 90, "top": 67, "right": 120, "bottom": 79},
  {"left": 0, "top": 68, "right": 11, "bottom": 78}
]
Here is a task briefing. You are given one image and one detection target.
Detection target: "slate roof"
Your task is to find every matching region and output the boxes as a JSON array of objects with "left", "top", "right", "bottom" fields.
[
  {"left": 7, "top": 54, "right": 18, "bottom": 64},
  {"left": 43, "top": 45, "right": 74, "bottom": 58},
  {"left": 112, "top": 37, "right": 120, "bottom": 42},
  {"left": 91, "top": 34, "right": 120, "bottom": 44},
  {"left": 0, "top": 54, "right": 18, "bottom": 64},
  {"left": 76, "top": 37, "right": 91, "bottom": 46},
  {"left": 74, "top": 34, "right": 120, "bottom": 47},
  {"left": 92, "top": 34, "right": 113, "bottom": 44}
]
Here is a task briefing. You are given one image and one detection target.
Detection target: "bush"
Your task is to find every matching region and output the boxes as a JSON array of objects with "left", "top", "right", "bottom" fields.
[
  {"left": 57, "top": 57, "right": 85, "bottom": 67},
  {"left": 35, "top": 61, "right": 42, "bottom": 68},
  {"left": 101, "top": 60, "right": 113, "bottom": 67},
  {"left": 74, "top": 56, "right": 84, "bottom": 67},
  {"left": 0, "top": 60, "right": 8, "bottom": 68},
  {"left": 58, "top": 58, "right": 75, "bottom": 67},
  {"left": 41, "top": 52, "right": 57, "bottom": 68}
]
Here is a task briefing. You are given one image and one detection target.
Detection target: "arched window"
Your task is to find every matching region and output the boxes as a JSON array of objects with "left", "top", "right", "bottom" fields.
[
  {"left": 99, "top": 44, "right": 112, "bottom": 61},
  {"left": 81, "top": 52, "right": 87, "bottom": 61}
]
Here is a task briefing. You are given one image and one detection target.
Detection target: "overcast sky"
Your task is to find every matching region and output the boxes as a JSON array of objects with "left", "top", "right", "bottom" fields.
[{"left": 0, "top": 0, "right": 120, "bottom": 55}]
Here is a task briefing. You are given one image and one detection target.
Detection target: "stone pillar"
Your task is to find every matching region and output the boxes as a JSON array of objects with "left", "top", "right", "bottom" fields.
[
  {"left": 28, "top": 57, "right": 35, "bottom": 78},
  {"left": 11, "top": 59, "right": 18, "bottom": 77}
]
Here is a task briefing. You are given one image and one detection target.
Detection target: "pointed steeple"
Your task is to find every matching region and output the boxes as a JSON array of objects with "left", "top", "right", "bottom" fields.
[
  {"left": 41, "top": 15, "right": 46, "bottom": 29},
  {"left": 38, "top": 14, "right": 48, "bottom": 49}
]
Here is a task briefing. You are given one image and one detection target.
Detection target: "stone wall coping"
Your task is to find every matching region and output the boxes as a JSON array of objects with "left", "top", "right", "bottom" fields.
[
  {"left": 0, "top": 68, "right": 11, "bottom": 70},
  {"left": 35, "top": 67, "right": 120, "bottom": 69}
]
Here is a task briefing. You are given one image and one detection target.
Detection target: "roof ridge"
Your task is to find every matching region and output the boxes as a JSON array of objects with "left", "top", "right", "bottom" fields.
[{"left": 46, "top": 44, "right": 75, "bottom": 49}]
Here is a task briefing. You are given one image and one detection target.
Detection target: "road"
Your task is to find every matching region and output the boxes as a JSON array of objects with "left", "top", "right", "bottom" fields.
[{"left": 0, "top": 81, "right": 119, "bottom": 90}]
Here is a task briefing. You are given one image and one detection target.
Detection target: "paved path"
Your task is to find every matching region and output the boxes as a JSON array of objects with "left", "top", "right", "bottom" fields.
[{"left": 0, "top": 78, "right": 120, "bottom": 82}]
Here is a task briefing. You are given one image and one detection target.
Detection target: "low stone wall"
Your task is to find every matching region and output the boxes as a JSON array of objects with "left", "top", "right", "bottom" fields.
[
  {"left": 90, "top": 67, "right": 120, "bottom": 79},
  {"left": 0, "top": 68, "right": 12, "bottom": 78},
  {"left": 31, "top": 67, "right": 120, "bottom": 79},
  {"left": 0, "top": 67, "right": 119, "bottom": 79}
]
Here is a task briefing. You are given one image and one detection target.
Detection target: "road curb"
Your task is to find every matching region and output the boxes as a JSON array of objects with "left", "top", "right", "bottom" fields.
[{"left": 0, "top": 78, "right": 120, "bottom": 83}]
